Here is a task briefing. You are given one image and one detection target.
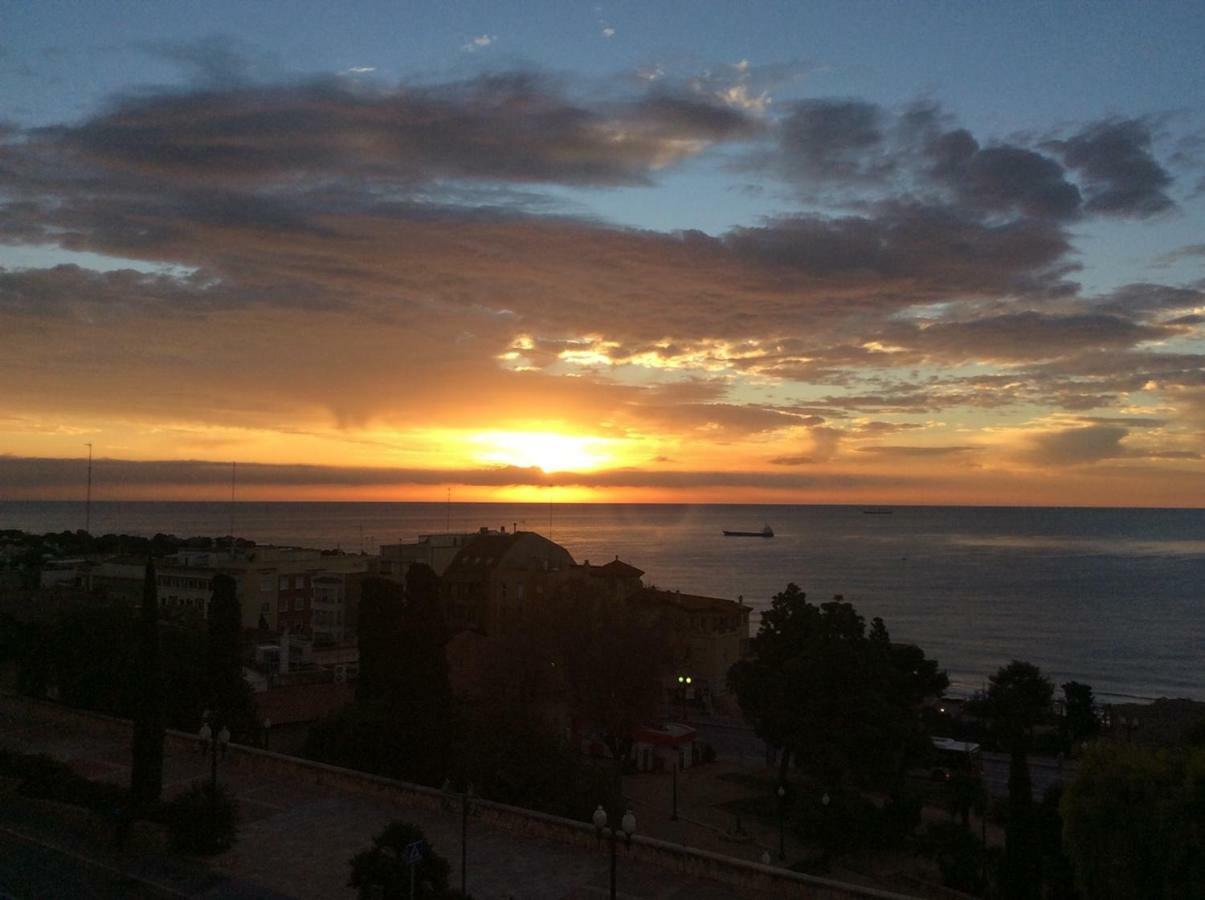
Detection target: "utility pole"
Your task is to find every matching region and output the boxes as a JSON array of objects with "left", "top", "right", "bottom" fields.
[{"left": 84, "top": 442, "right": 93, "bottom": 534}]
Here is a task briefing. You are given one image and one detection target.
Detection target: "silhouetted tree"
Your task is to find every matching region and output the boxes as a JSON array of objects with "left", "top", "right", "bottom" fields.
[
  {"left": 553, "top": 579, "right": 670, "bottom": 765},
  {"left": 728, "top": 584, "right": 947, "bottom": 790},
  {"left": 1061, "top": 681, "right": 1100, "bottom": 748},
  {"left": 348, "top": 821, "right": 451, "bottom": 899},
  {"left": 1062, "top": 743, "right": 1204, "bottom": 899},
  {"left": 316, "top": 569, "right": 452, "bottom": 785},
  {"left": 129, "top": 558, "right": 164, "bottom": 805},
  {"left": 975, "top": 660, "right": 1053, "bottom": 900},
  {"left": 206, "top": 574, "right": 258, "bottom": 738},
  {"left": 356, "top": 577, "right": 406, "bottom": 703}
]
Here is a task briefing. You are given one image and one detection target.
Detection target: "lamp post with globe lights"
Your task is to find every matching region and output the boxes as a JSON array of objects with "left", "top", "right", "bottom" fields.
[
  {"left": 592, "top": 805, "right": 636, "bottom": 900},
  {"left": 197, "top": 711, "right": 230, "bottom": 840},
  {"left": 776, "top": 784, "right": 787, "bottom": 859}
]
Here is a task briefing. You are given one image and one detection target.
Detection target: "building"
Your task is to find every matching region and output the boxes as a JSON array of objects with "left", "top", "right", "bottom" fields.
[
  {"left": 88, "top": 556, "right": 226, "bottom": 618},
  {"left": 630, "top": 587, "right": 752, "bottom": 713},
  {"left": 440, "top": 528, "right": 575, "bottom": 635},
  {"left": 171, "top": 546, "right": 372, "bottom": 633},
  {"left": 85, "top": 546, "right": 373, "bottom": 633},
  {"left": 377, "top": 532, "right": 484, "bottom": 580}
]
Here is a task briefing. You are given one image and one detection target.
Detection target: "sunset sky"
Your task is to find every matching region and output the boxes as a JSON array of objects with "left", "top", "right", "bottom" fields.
[{"left": 2, "top": 1, "right": 1204, "bottom": 505}]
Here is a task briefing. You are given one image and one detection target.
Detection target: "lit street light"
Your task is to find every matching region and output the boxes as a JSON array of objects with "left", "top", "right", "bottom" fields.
[
  {"left": 675, "top": 674, "right": 692, "bottom": 722},
  {"left": 592, "top": 805, "right": 636, "bottom": 900}
]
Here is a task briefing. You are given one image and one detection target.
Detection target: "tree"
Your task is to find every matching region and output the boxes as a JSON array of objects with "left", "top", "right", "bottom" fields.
[
  {"left": 1062, "top": 743, "right": 1204, "bottom": 899},
  {"left": 974, "top": 660, "right": 1053, "bottom": 900},
  {"left": 348, "top": 821, "right": 452, "bottom": 899},
  {"left": 356, "top": 577, "right": 406, "bottom": 704},
  {"left": 206, "top": 574, "right": 258, "bottom": 739},
  {"left": 316, "top": 569, "right": 452, "bottom": 786},
  {"left": 1061, "top": 681, "right": 1100, "bottom": 748},
  {"left": 553, "top": 580, "right": 670, "bottom": 766},
  {"left": 129, "top": 558, "right": 165, "bottom": 806},
  {"left": 728, "top": 585, "right": 947, "bottom": 790}
]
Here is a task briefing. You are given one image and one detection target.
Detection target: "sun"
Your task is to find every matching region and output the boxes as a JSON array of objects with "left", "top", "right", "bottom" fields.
[{"left": 472, "top": 431, "right": 612, "bottom": 472}]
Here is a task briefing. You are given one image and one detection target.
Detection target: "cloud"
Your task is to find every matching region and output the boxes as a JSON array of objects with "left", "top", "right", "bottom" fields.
[
  {"left": 47, "top": 72, "right": 758, "bottom": 189},
  {"left": 723, "top": 203, "right": 1075, "bottom": 297},
  {"left": 885, "top": 311, "right": 1178, "bottom": 362},
  {"left": 461, "top": 35, "right": 496, "bottom": 53},
  {"left": 1152, "top": 243, "right": 1205, "bottom": 267},
  {"left": 777, "top": 99, "right": 889, "bottom": 182},
  {"left": 0, "top": 453, "right": 930, "bottom": 494},
  {"left": 1, "top": 67, "right": 1202, "bottom": 470},
  {"left": 1025, "top": 424, "right": 1128, "bottom": 466},
  {"left": 1050, "top": 119, "right": 1174, "bottom": 218},
  {"left": 856, "top": 444, "right": 979, "bottom": 457},
  {"left": 134, "top": 34, "right": 272, "bottom": 88},
  {"left": 930, "top": 139, "right": 1081, "bottom": 220},
  {"left": 601, "top": 27, "right": 616, "bottom": 39},
  {"left": 769, "top": 100, "right": 1178, "bottom": 225},
  {"left": 1093, "top": 283, "right": 1204, "bottom": 321}
]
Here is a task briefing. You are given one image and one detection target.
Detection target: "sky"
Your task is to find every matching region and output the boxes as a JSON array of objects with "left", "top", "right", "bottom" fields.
[{"left": 2, "top": 1, "right": 1204, "bottom": 506}]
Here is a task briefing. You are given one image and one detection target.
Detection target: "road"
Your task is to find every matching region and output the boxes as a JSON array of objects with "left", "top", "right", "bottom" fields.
[
  {"left": 684, "top": 712, "right": 1076, "bottom": 801},
  {"left": 0, "top": 827, "right": 176, "bottom": 900}
]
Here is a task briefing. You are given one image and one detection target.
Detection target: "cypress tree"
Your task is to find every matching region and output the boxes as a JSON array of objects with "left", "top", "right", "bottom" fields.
[
  {"left": 355, "top": 577, "right": 406, "bottom": 703},
  {"left": 130, "top": 557, "right": 165, "bottom": 805},
  {"left": 207, "top": 573, "right": 256, "bottom": 737}
]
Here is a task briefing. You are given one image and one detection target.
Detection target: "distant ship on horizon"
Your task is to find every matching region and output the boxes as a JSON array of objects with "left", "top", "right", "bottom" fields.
[
  {"left": 861, "top": 508, "right": 894, "bottom": 515},
  {"left": 722, "top": 524, "right": 774, "bottom": 537}
]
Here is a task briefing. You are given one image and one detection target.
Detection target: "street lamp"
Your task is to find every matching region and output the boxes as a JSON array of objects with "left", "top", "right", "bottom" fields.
[
  {"left": 197, "top": 715, "right": 231, "bottom": 793},
  {"left": 592, "top": 805, "right": 636, "bottom": 900},
  {"left": 670, "top": 751, "right": 678, "bottom": 821},
  {"left": 441, "top": 780, "right": 480, "bottom": 896},
  {"left": 197, "top": 713, "right": 230, "bottom": 842},
  {"left": 675, "top": 674, "right": 692, "bottom": 722},
  {"left": 776, "top": 784, "right": 786, "bottom": 860}
]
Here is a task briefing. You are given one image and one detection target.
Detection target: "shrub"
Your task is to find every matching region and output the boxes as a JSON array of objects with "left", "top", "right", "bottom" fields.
[
  {"left": 349, "top": 821, "right": 452, "bottom": 899},
  {"left": 789, "top": 787, "right": 885, "bottom": 854},
  {"left": 157, "top": 782, "right": 238, "bottom": 854},
  {"left": 0, "top": 749, "right": 126, "bottom": 813},
  {"left": 924, "top": 821, "right": 990, "bottom": 893}
]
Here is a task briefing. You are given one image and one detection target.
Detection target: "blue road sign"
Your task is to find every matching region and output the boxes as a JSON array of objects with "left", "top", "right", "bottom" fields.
[{"left": 403, "top": 840, "right": 424, "bottom": 866}]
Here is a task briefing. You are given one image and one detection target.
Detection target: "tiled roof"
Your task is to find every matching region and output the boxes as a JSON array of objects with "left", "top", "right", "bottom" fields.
[
  {"left": 444, "top": 533, "right": 524, "bottom": 574},
  {"left": 632, "top": 587, "right": 747, "bottom": 615},
  {"left": 598, "top": 559, "right": 645, "bottom": 577}
]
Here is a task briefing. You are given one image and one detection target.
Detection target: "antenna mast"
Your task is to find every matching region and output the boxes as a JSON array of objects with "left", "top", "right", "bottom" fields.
[
  {"left": 229, "top": 461, "right": 236, "bottom": 558},
  {"left": 84, "top": 443, "right": 93, "bottom": 534}
]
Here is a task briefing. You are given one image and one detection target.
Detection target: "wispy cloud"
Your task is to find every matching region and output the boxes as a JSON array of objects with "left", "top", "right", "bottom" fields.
[{"left": 461, "top": 34, "right": 496, "bottom": 53}]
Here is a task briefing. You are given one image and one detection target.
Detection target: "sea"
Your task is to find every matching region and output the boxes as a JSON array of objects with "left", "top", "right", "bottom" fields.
[{"left": 3, "top": 501, "right": 1202, "bottom": 703}]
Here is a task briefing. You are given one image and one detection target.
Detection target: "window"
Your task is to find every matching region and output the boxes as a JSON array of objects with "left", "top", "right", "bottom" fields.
[
  {"left": 279, "top": 575, "right": 289, "bottom": 590},
  {"left": 293, "top": 597, "right": 305, "bottom": 611},
  {"left": 261, "top": 602, "right": 270, "bottom": 614},
  {"left": 278, "top": 598, "right": 288, "bottom": 612},
  {"left": 294, "top": 575, "right": 305, "bottom": 589},
  {"left": 261, "top": 575, "right": 274, "bottom": 592}
]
